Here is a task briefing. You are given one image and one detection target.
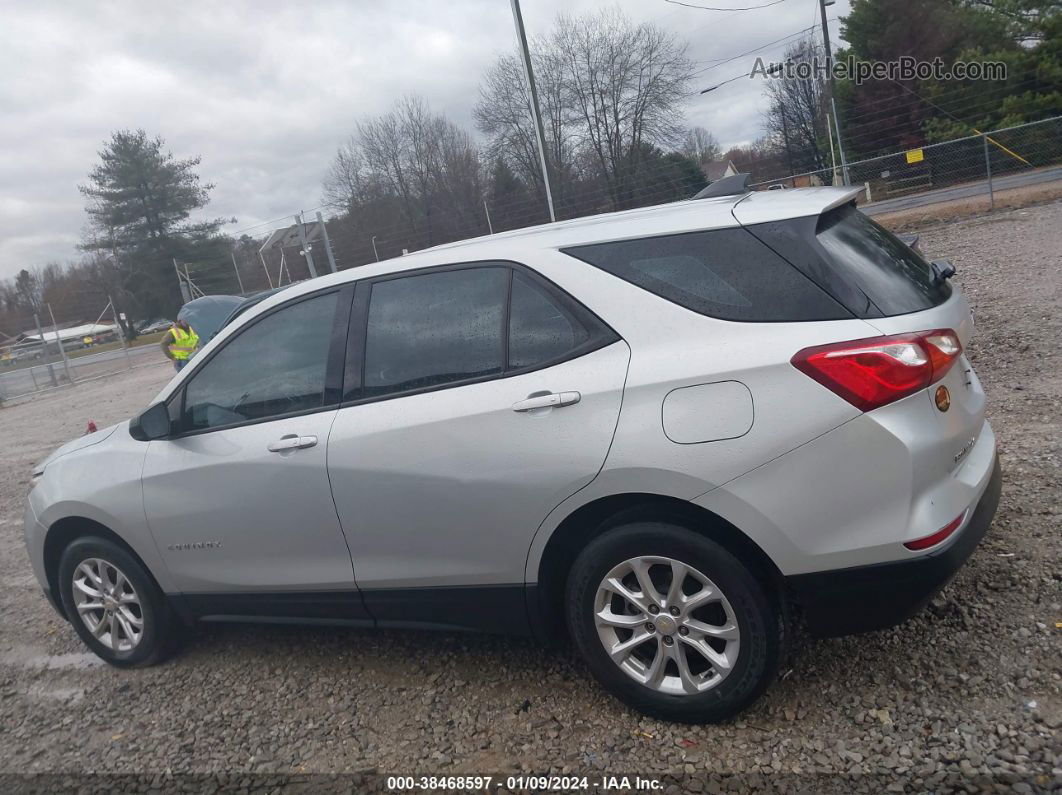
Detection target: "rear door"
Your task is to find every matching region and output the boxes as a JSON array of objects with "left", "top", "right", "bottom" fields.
[{"left": 326, "top": 262, "right": 628, "bottom": 628}]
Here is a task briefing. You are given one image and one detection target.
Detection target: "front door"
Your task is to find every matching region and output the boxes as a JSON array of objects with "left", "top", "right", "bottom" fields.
[
  {"left": 326, "top": 264, "right": 629, "bottom": 629},
  {"left": 142, "top": 289, "right": 364, "bottom": 619}
]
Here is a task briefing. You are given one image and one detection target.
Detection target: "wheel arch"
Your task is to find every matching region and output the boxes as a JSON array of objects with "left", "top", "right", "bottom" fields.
[
  {"left": 43, "top": 516, "right": 158, "bottom": 620},
  {"left": 529, "top": 493, "right": 784, "bottom": 642}
]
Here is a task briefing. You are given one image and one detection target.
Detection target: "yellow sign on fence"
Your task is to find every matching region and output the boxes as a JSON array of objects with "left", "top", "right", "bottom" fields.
[{"left": 906, "top": 149, "right": 925, "bottom": 164}]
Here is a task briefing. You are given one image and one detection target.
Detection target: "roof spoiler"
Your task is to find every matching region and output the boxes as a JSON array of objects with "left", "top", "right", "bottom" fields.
[{"left": 693, "top": 173, "right": 751, "bottom": 199}]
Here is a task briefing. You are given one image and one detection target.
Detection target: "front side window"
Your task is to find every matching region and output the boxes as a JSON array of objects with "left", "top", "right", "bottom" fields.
[
  {"left": 362, "top": 267, "right": 508, "bottom": 397},
  {"left": 183, "top": 291, "right": 339, "bottom": 431}
]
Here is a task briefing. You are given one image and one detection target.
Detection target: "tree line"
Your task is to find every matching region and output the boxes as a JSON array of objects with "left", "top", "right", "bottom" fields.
[{"left": 755, "top": 0, "right": 1060, "bottom": 178}]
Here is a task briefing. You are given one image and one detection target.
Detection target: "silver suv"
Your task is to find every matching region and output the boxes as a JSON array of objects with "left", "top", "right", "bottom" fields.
[{"left": 24, "top": 185, "right": 1001, "bottom": 723}]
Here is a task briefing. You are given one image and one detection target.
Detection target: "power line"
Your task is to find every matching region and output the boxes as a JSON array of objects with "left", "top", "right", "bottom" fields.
[
  {"left": 691, "top": 21, "right": 828, "bottom": 75},
  {"left": 664, "top": 0, "right": 787, "bottom": 10}
]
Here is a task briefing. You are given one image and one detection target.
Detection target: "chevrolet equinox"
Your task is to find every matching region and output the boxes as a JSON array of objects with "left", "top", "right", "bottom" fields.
[{"left": 24, "top": 182, "right": 1002, "bottom": 723}]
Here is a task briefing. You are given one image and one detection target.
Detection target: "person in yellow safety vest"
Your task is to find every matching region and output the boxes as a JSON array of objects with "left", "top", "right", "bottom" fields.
[{"left": 161, "top": 319, "right": 199, "bottom": 372}]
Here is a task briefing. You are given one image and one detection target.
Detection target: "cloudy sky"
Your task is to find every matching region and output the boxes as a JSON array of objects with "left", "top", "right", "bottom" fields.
[{"left": 0, "top": 0, "right": 851, "bottom": 281}]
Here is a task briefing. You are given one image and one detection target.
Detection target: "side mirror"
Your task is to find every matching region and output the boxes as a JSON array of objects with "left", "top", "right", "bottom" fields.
[{"left": 130, "top": 403, "right": 172, "bottom": 441}]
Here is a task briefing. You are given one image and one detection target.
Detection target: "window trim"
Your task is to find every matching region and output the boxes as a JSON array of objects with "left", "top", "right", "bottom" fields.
[
  {"left": 341, "top": 259, "right": 619, "bottom": 408},
  {"left": 167, "top": 284, "right": 355, "bottom": 438}
]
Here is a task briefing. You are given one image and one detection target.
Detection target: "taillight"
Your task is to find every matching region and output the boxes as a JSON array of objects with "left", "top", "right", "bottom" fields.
[
  {"left": 904, "top": 511, "right": 966, "bottom": 550},
  {"left": 792, "top": 329, "right": 961, "bottom": 412}
]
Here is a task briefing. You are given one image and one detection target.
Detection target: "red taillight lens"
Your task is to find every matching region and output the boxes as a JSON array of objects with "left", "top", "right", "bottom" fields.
[
  {"left": 921, "top": 329, "right": 962, "bottom": 380},
  {"left": 792, "top": 329, "right": 962, "bottom": 412},
  {"left": 904, "top": 511, "right": 966, "bottom": 551}
]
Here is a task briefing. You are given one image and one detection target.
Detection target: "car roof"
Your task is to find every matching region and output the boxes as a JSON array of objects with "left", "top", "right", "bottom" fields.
[
  {"left": 421, "top": 185, "right": 862, "bottom": 254},
  {"left": 216, "top": 187, "right": 863, "bottom": 331}
]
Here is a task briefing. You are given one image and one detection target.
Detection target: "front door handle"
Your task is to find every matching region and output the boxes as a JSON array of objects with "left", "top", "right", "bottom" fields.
[
  {"left": 512, "top": 391, "right": 581, "bottom": 412},
  {"left": 267, "top": 434, "right": 318, "bottom": 453}
]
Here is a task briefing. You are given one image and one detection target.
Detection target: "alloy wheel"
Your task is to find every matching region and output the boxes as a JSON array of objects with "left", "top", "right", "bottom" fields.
[
  {"left": 594, "top": 555, "right": 740, "bottom": 696},
  {"left": 71, "top": 558, "right": 144, "bottom": 652}
]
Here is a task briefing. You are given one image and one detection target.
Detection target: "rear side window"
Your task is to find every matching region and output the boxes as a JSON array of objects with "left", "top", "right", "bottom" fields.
[
  {"left": 508, "top": 271, "right": 590, "bottom": 369},
  {"left": 564, "top": 228, "right": 848, "bottom": 322},
  {"left": 363, "top": 267, "right": 508, "bottom": 397},
  {"left": 814, "top": 205, "right": 950, "bottom": 316}
]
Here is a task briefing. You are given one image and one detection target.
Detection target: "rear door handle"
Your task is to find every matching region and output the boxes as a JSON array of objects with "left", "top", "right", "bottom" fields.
[
  {"left": 512, "top": 391, "right": 581, "bottom": 412},
  {"left": 267, "top": 434, "right": 318, "bottom": 453}
]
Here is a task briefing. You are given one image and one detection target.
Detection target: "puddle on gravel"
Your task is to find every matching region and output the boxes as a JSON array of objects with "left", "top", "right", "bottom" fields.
[{"left": 0, "top": 645, "right": 104, "bottom": 670}]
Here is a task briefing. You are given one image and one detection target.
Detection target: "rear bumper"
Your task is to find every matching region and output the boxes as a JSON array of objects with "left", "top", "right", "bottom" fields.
[{"left": 787, "top": 453, "right": 1002, "bottom": 637}]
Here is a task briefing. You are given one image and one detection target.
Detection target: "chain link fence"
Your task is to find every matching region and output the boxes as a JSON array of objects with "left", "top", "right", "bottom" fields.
[
  {"left": 753, "top": 117, "right": 1062, "bottom": 210},
  {"left": 0, "top": 302, "right": 166, "bottom": 406}
]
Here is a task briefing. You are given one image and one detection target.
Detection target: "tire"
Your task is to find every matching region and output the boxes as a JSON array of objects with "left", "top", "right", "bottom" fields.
[
  {"left": 57, "top": 536, "right": 175, "bottom": 668},
  {"left": 566, "top": 522, "right": 782, "bottom": 723}
]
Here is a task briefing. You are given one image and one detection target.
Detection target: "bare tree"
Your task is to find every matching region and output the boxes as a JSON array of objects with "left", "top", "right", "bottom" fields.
[
  {"left": 475, "top": 8, "right": 693, "bottom": 213},
  {"left": 322, "top": 136, "right": 369, "bottom": 212},
  {"left": 322, "top": 95, "right": 488, "bottom": 251},
  {"left": 681, "top": 126, "right": 722, "bottom": 165},
  {"left": 474, "top": 40, "right": 577, "bottom": 208},
  {"left": 762, "top": 39, "right": 830, "bottom": 176},
  {"left": 554, "top": 9, "right": 694, "bottom": 209}
]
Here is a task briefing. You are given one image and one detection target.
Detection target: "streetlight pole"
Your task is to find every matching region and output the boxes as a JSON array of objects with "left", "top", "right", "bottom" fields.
[
  {"left": 509, "top": 0, "right": 556, "bottom": 223},
  {"left": 371, "top": 235, "right": 379, "bottom": 262},
  {"left": 819, "top": 0, "right": 850, "bottom": 185}
]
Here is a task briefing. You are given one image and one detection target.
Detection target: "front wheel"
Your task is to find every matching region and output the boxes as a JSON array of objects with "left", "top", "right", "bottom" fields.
[
  {"left": 566, "top": 522, "right": 782, "bottom": 723},
  {"left": 57, "top": 536, "right": 175, "bottom": 667}
]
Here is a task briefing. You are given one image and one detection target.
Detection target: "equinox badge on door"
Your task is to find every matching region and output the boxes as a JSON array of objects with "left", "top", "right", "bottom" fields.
[{"left": 167, "top": 540, "right": 223, "bottom": 551}]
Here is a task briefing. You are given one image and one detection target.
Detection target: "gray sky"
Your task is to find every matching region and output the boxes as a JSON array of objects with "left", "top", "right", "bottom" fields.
[{"left": 0, "top": 0, "right": 850, "bottom": 280}]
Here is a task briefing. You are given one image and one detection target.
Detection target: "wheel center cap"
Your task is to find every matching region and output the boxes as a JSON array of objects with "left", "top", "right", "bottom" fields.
[
  {"left": 103, "top": 596, "right": 117, "bottom": 610},
  {"left": 655, "top": 614, "right": 677, "bottom": 635}
]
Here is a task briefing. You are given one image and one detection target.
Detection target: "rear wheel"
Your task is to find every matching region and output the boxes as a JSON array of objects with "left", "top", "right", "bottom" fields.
[
  {"left": 566, "top": 522, "right": 781, "bottom": 723},
  {"left": 58, "top": 536, "right": 175, "bottom": 667}
]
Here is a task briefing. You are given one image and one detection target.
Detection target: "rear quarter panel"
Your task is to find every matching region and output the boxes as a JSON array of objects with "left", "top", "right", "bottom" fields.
[{"left": 523, "top": 249, "right": 882, "bottom": 581}]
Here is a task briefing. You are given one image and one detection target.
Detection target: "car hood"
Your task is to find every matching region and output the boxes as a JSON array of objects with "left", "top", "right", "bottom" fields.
[{"left": 35, "top": 421, "right": 124, "bottom": 473}]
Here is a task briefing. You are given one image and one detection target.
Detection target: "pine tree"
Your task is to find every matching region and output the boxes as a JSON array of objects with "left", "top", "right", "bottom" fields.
[{"left": 79, "top": 129, "right": 226, "bottom": 318}]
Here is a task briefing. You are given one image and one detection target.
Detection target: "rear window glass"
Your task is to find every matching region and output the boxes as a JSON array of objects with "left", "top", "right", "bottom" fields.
[
  {"left": 815, "top": 205, "right": 950, "bottom": 315},
  {"left": 563, "top": 228, "right": 848, "bottom": 322}
]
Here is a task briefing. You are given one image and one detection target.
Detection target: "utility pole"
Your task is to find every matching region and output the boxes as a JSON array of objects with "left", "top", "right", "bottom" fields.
[
  {"left": 819, "top": 0, "right": 850, "bottom": 185},
  {"left": 32, "top": 313, "right": 58, "bottom": 387},
  {"left": 257, "top": 242, "right": 275, "bottom": 290},
  {"left": 295, "top": 213, "right": 318, "bottom": 278},
  {"left": 509, "top": 0, "right": 556, "bottom": 222},
  {"left": 316, "top": 211, "right": 338, "bottom": 273},
  {"left": 780, "top": 107, "right": 796, "bottom": 183},
  {"left": 108, "top": 295, "right": 132, "bottom": 369},
  {"left": 826, "top": 111, "right": 839, "bottom": 185},
  {"left": 230, "top": 252, "right": 246, "bottom": 295},
  {"left": 174, "top": 258, "right": 191, "bottom": 303},
  {"left": 183, "top": 263, "right": 200, "bottom": 299},
  {"left": 46, "top": 303, "right": 74, "bottom": 386}
]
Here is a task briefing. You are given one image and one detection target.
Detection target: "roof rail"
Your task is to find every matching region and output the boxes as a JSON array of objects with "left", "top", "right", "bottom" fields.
[{"left": 692, "top": 173, "right": 751, "bottom": 200}]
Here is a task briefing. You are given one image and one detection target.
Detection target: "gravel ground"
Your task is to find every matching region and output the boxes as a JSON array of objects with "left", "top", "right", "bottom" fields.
[{"left": 0, "top": 204, "right": 1059, "bottom": 792}]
